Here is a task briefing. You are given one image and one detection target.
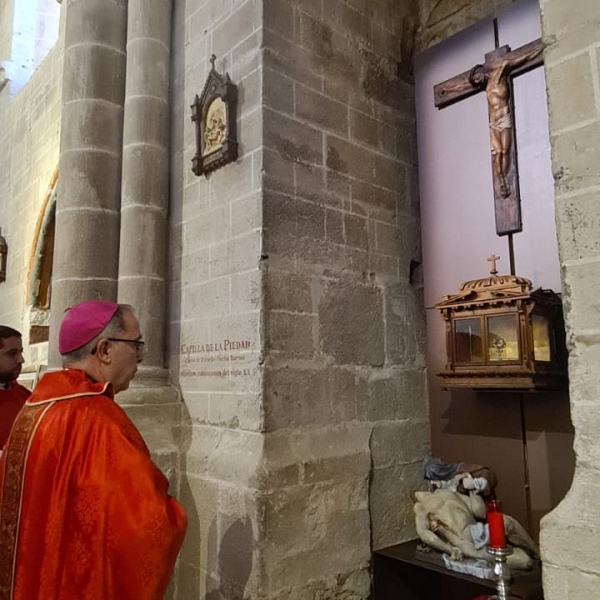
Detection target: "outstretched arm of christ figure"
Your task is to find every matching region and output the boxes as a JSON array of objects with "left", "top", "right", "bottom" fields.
[
  {"left": 501, "top": 39, "right": 543, "bottom": 74},
  {"left": 433, "top": 39, "right": 543, "bottom": 108}
]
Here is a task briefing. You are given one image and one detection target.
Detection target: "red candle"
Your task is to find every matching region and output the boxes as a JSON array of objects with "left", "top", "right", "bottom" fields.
[{"left": 487, "top": 500, "right": 506, "bottom": 549}]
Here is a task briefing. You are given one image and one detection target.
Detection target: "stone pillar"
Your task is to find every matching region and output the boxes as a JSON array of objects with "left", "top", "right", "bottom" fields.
[
  {"left": 49, "top": 0, "right": 127, "bottom": 365},
  {"left": 118, "top": 0, "right": 172, "bottom": 369},
  {"left": 539, "top": 1, "right": 600, "bottom": 597},
  {"left": 116, "top": 6, "right": 181, "bottom": 598},
  {"left": 174, "top": 0, "right": 428, "bottom": 597},
  {"left": 174, "top": 0, "right": 265, "bottom": 593},
  {"left": 257, "top": 1, "right": 428, "bottom": 595}
]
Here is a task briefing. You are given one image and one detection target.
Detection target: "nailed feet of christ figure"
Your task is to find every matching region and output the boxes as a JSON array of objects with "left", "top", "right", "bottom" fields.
[{"left": 434, "top": 38, "right": 544, "bottom": 236}]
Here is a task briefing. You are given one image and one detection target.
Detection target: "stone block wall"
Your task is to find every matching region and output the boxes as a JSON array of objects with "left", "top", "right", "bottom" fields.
[
  {"left": 1, "top": 0, "right": 61, "bottom": 100},
  {"left": 0, "top": 1, "right": 15, "bottom": 71},
  {"left": 170, "top": 0, "right": 264, "bottom": 597},
  {"left": 171, "top": 0, "right": 431, "bottom": 597},
  {"left": 260, "top": 1, "right": 429, "bottom": 597},
  {"left": 538, "top": 0, "right": 600, "bottom": 597},
  {"left": 0, "top": 20, "right": 62, "bottom": 364},
  {"left": 415, "top": 0, "right": 516, "bottom": 48},
  {"left": 7, "top": 1, "right": 600, "bottom": 598}
]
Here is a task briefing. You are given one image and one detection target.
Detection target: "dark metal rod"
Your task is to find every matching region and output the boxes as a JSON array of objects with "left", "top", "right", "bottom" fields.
[
  {"left": 508, "top": 235, "right": 516, "bottom": 275},
  {"left": 496, "top": 10, "right": 532, "bottom": 540},
  {"left": 519, "top": 393, "right": 534, "bottom": 534}
]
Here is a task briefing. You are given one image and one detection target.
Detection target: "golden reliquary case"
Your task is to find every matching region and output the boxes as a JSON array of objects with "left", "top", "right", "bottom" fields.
[{"left": 434, "top": 260, "right": 567, "bottom": 391}]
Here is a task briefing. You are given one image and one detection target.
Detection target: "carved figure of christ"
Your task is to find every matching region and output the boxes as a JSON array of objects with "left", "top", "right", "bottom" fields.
[{"left": 434, "top": 39, "right": 544, "bottom": 236}]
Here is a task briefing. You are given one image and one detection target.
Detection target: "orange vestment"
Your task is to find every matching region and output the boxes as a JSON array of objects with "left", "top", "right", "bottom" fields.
[
  {"left": 0, "top": 369, "right": 187, "bottom": 600},
  {"left": 0, "top": 381, "right": 30, "bottom": 450}
]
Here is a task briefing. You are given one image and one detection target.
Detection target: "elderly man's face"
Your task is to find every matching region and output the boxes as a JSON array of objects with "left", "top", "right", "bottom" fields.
[
  {"left": 0, "top": 336, "right": 24, "bottom": 384},
  {"left": 106, "top": 310, "right": 144, "bottom": 393}
]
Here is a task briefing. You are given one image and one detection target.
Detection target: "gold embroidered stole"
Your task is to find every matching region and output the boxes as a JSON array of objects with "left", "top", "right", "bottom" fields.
[{"left": 0, "top": 403, "right": 53, "bottom": 600}]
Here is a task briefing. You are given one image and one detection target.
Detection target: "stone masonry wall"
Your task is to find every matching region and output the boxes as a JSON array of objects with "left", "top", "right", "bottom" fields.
[
  {"left": 259, "top": 0, "right": 428, "bottom": 597},
  {"left": 0, "top": 20, "right": 62, "bottom": 365},
  {"left": 0, "top": 0, "right": 15, "bottom": 72},
  {"left": 2, "top": 1, "right": 61, "bottom": 100},
  {"left": 170, "top": 0, "right": 264, "bottom": 598},
  {"left": 415, "top": 0, "right": 516, "bottom": 50},
  {"left": 4, "top": 0, "right": 599, "bottom": 599},
  {"left": 538, "top": 1, "right": 600, "bottom": 598},
  {"left": 171, "top": 0, "right": 431, "bottom": 597}
]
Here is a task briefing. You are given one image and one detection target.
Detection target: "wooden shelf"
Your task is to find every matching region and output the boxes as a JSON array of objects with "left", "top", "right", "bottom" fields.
[{"left": 373, "top": 540, "right": 543, "bottom": 600}]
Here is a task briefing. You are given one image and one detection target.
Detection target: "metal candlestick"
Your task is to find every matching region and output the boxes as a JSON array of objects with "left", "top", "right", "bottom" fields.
[{"left": 487, "top": 546, "right": 514, "bottom": 600}]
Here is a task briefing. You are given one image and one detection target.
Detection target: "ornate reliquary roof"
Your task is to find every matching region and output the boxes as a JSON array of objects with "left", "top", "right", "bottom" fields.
[{"left": 435, "top": 273, "right": 560, "bottom": 312}]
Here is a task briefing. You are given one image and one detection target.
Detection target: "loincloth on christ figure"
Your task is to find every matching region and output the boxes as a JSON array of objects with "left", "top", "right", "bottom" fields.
[
  {"left": 440, "top": 522, "right": 494, "bottom": 580},
  {"left": 489, "top": 111, "right": 512, "bottom": 132}
]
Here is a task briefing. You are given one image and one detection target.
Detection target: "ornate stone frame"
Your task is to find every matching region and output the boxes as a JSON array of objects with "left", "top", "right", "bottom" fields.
[{"left": 190, "top": 54, "right": 238, "bottom": 177}]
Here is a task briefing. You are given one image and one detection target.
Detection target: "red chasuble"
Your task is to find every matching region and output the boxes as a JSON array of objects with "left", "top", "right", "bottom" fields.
[
  {"left": 0, "top": 381, "right": 30, "bottom": 450},
  {"left": 0, "top": 369, "right": 187, "bottom": 600}
]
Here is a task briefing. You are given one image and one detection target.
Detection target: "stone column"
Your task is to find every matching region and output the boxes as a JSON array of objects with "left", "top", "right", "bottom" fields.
[
  {"left": 258, "top": 0, "right": 428, "bottom": 594},
  {"left": 49, "top": 0, "right": 127, "bottom": 365},
  {"left": 118, "top": 0, "right": 172, "bottom": 370},
  {"left": 172, "top": 0, "right": 428, "bottom": 597},
  {"left": 539, "top": 1, "right": 600, "bottom": 597},
  {"left": 115, "top": 5, "right": 181, "bottom": 580}
]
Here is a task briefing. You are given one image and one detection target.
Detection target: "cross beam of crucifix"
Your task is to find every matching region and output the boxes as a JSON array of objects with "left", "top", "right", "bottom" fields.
[{"left": 434, "top": 38, "right": 544, "bottom": 236}]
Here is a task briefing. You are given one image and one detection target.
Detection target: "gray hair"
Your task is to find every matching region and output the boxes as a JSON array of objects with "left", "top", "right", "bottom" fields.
[{"left": 61, "top": 304, "right": 135, "bottom": 366}]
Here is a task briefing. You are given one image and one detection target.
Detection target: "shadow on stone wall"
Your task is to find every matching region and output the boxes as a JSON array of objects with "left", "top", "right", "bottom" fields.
[
  {"left": 175, "top": 399, "right": 254, "bottom": 600},
  {"left": 175, "top": 402, "right": 201, "bottom": 599},
  {"left": 205, "top": 516, "right": 254, "bottom": 600}
]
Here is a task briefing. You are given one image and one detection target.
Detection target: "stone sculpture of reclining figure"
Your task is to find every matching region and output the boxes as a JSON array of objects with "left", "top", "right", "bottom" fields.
[{"left": 412, "top": 459, "right": 539, "bottom": 572}]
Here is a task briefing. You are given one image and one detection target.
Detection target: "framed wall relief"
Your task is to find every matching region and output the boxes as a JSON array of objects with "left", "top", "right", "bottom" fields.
[{"left": 190, "top": 54, "right": 238, "bottom": 176}]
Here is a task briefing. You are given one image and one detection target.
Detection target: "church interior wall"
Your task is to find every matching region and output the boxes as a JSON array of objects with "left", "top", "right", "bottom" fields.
[
  {"left": 168, "top": 0, "right": 264, "bottom": 597},
  {"left": 257, "top": 0, "right": 428, "bottom": 597},
  {"left": 1, "top": 0, "right": 599, "bottom": 598},
  {"left": 168, "top": 0, "right": 432, "bottom": 597},
  {"left": 0, "top": 9, "right": 63, "bottom": 366},
  {"left": 0, "top": 1, "right": 15, "bottom": 71},
  {"left": 538, "top": 0, "right": 600, "bottom": 597}
]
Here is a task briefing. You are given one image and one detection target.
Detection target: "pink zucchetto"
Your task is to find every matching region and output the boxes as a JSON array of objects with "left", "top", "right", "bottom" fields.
[{"left": 59, "top": 300, "right": 119, "bottom": 354}]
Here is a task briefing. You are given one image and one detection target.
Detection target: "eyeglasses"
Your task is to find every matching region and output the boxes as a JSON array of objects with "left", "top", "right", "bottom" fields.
[{"left": 106, "top": 338, "right": 146, "bottom": 352}]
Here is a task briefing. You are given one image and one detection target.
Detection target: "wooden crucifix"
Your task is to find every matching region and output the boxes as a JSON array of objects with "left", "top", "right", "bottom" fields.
[{"left": 434, "top": 38, "right": 544, "bottom": 236}]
